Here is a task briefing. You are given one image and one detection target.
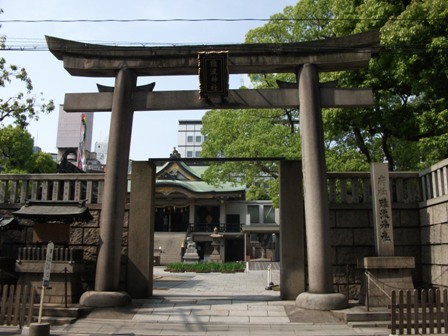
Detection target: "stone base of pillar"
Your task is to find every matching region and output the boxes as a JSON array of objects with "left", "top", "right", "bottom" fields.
[
  {"left": 79, "top": 291, "right": 131, "bottom": 308},
  {"left": 295, "top": 292, "right": 348, "bottom": 311},
  {"left": 358, "top": 256, "right": 415, "bottom": 307}
]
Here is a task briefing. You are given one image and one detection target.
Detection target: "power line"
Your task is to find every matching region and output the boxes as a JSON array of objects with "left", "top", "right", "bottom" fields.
[
  {"left": 2, "top": 45, "right": 444, "bottom": 53},
  {"left": 6, "top": 18, "right": 273, "bottom": 23},
  {"left": 0, "top": 17, "right": 442, "bottom": 24}
]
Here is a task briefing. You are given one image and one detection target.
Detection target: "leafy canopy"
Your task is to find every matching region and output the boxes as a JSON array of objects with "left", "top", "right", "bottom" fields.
[
  {"left": 1, "top": 9, "right": 55, "bottom": 129},
  {"left": 201, "top": 0, "right": 448, "bottom": 202},
  {"left": 0, "top": 9, "right": 55, "bottom": 173},
  {"left": 0, "top": 125, "right": 56, "bottom": 173}
]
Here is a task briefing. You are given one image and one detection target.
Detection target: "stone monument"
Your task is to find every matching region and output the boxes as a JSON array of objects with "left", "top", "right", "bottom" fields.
[{"left": 358, "top": 163, "right": 415, "bottom": 306}]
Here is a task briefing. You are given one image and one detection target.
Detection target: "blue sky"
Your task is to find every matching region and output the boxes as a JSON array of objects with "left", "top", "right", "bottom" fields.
[{"left": 1, "top": 0, "right": 296, "bottom": 159}]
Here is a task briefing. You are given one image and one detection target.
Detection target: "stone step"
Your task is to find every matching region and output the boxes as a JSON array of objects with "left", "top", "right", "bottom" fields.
[
  {"left": 30, "top": 305, "right": 92, "bottom": 326},
  {"left": 33, "top": 305, "right": 91, "bottom": 318},
  {"left": 333, "top": 308, "right": 390, "bottom": 330},
  {"left": 342, "top": 311, "right": 390, "bottom": 322},
  {"left": 39, "top": 316, "right": 77, "bottom": 326},
  {"left": 347, "top": 320, "right": 389, "bottom": 329}
]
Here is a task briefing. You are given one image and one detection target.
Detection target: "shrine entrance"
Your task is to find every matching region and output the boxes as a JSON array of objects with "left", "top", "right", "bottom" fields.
[{"left": 46, "top": 30, "right": 379, "bottom": 310}]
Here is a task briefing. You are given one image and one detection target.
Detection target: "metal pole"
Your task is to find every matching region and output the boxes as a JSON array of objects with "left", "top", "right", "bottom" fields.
[
  {"left": 366, "top": 271, "right": 370, "bottom": 312},
  {"left": 265, "top": 264, "right": 273, "bottom": 290},
  {"left": 38, "top": 286, "right": 45, "bottom": 324},
  {"left": 64, "top": 267, "right": 68, "bottom": 308}
]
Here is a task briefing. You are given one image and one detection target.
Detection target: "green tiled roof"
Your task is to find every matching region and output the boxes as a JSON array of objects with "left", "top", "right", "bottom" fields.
[
  {"left": 157, "top": 180, "right": 245, "bottom": 193},
  {"left": 155, "top": 161, "right": 245, "bottom": 194}
]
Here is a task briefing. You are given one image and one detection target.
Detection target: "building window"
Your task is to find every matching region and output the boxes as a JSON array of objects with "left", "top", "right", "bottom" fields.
[
  {"left": 263, "top": 206, "right": 275, "bottom": 223},
  {"left": 195, "top": 151, "right": 201, "bottom": 158},
  {"left": 248, "top": 205, "right": 260, "bottom": 224},
  {"left": 248, "top": 205, "right": 275, "bottom": 224},
  {"left": 187, "top": 151, "right": 193, "bottom": 158},
  {"left": 187, "top": 136, "right": 193, "bottom": 143},
  {"left": 195, "top": 135, "right": 202, "bottom": 143}
]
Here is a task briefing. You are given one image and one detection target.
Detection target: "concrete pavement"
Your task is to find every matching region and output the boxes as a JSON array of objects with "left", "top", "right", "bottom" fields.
[{"left": 2, "top": 265, "right": 391, "bottom": 335}]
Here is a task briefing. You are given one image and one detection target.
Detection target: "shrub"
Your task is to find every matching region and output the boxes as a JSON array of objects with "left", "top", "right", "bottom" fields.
[{"left": 165, "top": 261, "right": 245, "bottom": 273}]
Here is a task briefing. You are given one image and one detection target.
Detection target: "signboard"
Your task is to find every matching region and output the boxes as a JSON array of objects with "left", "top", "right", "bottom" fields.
[
  {"left": 42, "top": 241, "right": 55, "bottom": 288},
  {"left": 198, "top": 51, "right": 229, "bottom": 98}
]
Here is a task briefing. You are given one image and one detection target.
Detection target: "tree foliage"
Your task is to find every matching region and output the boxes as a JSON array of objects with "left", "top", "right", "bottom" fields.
[
  {"left": 0, "top": 125, "right": 56, "bottom": 173},
  {"left": 201, "top": 0, "right": 448, "bottom": 201},
  {"left": 1, "top": 10, "right": 55, "bottom": 129},
  {"left": 201, "top": 108, "right": 299, "bottom": 204},
  {"left": 0, "top": 10, "right": 55, "bottom": 173},
  {"left": 324, "top": 0, "right": 448, "bottom": 170}
]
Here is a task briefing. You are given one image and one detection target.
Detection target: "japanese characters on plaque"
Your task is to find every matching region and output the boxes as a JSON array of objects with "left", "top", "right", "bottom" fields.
[
  {"left": 198, "top": 51, "right": 229, "bottom": 99},
  {"left": 370, "top": 163, "right": 395, "bottom": 256}
]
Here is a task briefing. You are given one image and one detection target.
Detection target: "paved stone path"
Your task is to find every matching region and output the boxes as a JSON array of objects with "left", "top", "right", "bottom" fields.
[{"left": 2, "top": 266, "right": 390, "bottom": 335}]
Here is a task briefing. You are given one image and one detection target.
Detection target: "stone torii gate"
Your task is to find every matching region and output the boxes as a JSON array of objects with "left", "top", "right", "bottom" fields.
[{"left": 46, "top": 30, "right": 379, "bottom": 310}]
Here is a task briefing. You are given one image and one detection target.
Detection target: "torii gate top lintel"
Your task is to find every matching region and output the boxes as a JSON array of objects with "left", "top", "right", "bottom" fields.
[{"left": 46, "top": 29, "right": 379, "bottom": 77}]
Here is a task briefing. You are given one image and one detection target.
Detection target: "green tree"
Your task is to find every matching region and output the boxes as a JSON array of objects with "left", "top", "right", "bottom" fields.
[
  {"left": 0, "top": 125, "right": 56, "bottom": 173},
  {"left": 324, "top": 0, "right": 448, "bottom": 170},
  {"left": 203, "top": 0, "right": 448, "bottom": 179},
  {"left": 201, "top": 108, "right": 300, "bottom": 205},
  {"left": 1, "top": 10, "right": 54, "bottom": 129},
  {"left": 28, "top": 151, "right": 57, "bottom": 174},
  {"left": 0, "top": 125, "right": 33, "bottom": 172}
]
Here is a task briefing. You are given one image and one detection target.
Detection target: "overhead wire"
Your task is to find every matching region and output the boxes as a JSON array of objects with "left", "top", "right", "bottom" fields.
[
  {"left": 1, "top": 17, "right": 445, "bottom": 52},
  {"left": 0, "top": 17, "right": 443, "bottom": 23}
]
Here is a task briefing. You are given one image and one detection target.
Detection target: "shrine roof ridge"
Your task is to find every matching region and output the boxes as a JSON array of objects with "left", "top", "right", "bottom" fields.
[{"left": 148, "top": 157, "right": 287, "bottom": 165}]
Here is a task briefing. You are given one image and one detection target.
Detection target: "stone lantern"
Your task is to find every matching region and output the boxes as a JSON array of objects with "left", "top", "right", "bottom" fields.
[{"left": 209, "top": 227, "right": 223, "bottom": 263}]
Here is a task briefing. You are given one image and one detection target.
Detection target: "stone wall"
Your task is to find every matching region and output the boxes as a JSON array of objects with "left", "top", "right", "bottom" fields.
[
  {"left": 1, "top": 168, "right": 443, "bottom": 302},
  {"left": 67, "top": 207, "right": 130, "bottom": 291},
  {"left": 418, "top": 158, "right": 448, "bottom": 290},
  {"left": 330, "top": 204, "right": 421, "bottom": 300},
  {"left": 419, "top": 196, "right": 448, "bottom": 290}
]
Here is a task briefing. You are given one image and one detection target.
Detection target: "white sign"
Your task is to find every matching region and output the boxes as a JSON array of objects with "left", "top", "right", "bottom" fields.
[{"left": 42, "top": 242, "right": 55, "bottom": 288}]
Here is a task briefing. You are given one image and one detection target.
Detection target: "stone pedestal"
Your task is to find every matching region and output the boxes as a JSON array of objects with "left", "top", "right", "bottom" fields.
[
  {"left": 358, "top": 256, "right": 415, "bottom": 307},
  {"left": 183, "top": 252, "right": 200, "bottom": 263},
  {"left": 183, "top": 237, "right": 200, "bottom": 263},
  {"left": 28, "top": 323, "right": 50, "bottom": 336},
  {"left": 15, "top": 261, "right": 84, "bottom": 304}
]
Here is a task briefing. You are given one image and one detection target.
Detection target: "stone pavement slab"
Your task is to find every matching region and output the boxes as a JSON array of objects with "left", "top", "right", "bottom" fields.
[{"left": 1, "top": 266, "right": 391, "bottom": 335}]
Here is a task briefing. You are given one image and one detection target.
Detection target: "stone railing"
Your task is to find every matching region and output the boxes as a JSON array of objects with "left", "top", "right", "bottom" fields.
[
  {"left": 0, "top": 171, "right": 422, "bottom": 207},
  {"left": 326, "top": 171, "right": 421, "bottom": 205},
  {"left": 0, "top": 174, "right": 108, "bottom": 207},
  {"left": 419, "top": 157, "right": 448, "bottom": 202},
  {"left": 16, "top": 246, "right": 83, "bottom": 263}
]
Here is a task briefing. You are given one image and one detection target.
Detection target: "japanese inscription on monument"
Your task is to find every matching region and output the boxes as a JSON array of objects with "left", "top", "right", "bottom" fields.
[
  {"left": 198, "top": 51, "right": 229, "bottom": 98},
  {"left": 371, "top": 163, "right": 395, "bottom": 256}
]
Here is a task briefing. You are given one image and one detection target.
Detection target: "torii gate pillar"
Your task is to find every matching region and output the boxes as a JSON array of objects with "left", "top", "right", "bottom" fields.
[
  {"left": 296, "top": 64, "right": 347, "bottom": 310},
  {"left": 80, "top": 68, "right": 137, "bottom": 307}
]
